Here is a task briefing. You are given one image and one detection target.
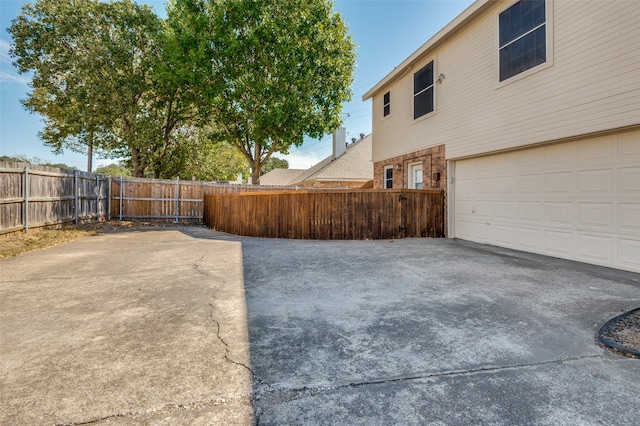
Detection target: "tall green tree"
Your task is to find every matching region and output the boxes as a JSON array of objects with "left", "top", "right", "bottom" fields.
[
  {"left": 167, "top": 0, "right": 356, "bottom": 184},
  {"left": 261, "top": 157, "right": 289, "bottom": 175},
  {"left": 8, "top": 0, "right": 116, "bottom": 172},
  {"left": 9, "top": 0, "right": 186, "bottom": 177}
]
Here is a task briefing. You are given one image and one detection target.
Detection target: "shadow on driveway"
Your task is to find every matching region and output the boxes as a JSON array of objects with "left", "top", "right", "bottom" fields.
[{"left": 1, "top": 225, "right": 639, "bottom": 425}]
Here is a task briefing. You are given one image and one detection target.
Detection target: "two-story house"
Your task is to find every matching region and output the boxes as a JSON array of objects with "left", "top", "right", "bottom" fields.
[{"left": 363, "top": 0, "right": 640, "bottom": 273}]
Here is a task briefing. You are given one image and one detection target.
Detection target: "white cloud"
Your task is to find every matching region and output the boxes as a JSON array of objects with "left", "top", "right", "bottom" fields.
[
  {"left": 0, "top": 39, "right": 10, "bottom": 57},
  {"left": 0, "top": 71, "right": 29, "bottom": 85},
  {"left": 0, "top": 38, "right": 30, "bottom": 86},
  {"left": 281, "top": 151, "right": 323, "bottom": 170}
]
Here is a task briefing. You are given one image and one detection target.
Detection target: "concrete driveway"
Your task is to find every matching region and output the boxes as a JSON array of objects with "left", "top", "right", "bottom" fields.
[{"left": 1, "top": 225, "right": 639, "bottom": 425}]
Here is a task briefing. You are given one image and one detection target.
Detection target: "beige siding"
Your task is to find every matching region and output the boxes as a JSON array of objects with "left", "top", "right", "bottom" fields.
[{"left": 372, "top": 0, "right": 640, "bottom": 163}]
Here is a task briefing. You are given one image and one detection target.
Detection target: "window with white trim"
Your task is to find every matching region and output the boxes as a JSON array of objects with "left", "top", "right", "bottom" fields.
[
  {"left": 413, "top": 61, "right": 434, "bottom": 119},
  {"left": 408, "top": 163, "right": 423, "bottom": 189},
  {"left": 384, "top": 166, "right": 393, "bottom": 188},
  {"left": 499, "top": 0, "right": 547, "bottom": 82},
  {"left": 383, "top": 91, "right": 390, "bottom": 117}
]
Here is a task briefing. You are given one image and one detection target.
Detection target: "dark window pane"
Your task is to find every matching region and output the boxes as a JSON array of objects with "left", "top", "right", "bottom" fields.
[
  {"left": 386, "top": 168, "right": 393, "bottom": 179},
  {"left": 383, "top": 104, "right": 390, "bottom": 116},
  {"left": 414, "top": 62, "right": 433, "bottom": 94},
  {"left": 414, "top": 86, "right": 434, "bottom": 119},
  {"left": 499, "top": 0, "right": 545, "bottom": 47},
  {"left": 500, "top": 24, "right": 546, "bottom": 81},
  {"left": 383, "top": 91, "right": 390, "bottom": 104}
]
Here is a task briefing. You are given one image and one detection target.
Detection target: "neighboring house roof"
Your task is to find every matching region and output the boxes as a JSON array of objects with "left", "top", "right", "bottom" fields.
[
  {"left": 258, "top": 168, "right": 305, "bottom": 186},
  {"left": 363, "top": 0, "right": 491, "bottom": 101},
  {"left": 259, "top": 133, "right": 373, "bottom": 186},
  {"left": 297, "top": 134, "right": 373, "bottom": 184}
]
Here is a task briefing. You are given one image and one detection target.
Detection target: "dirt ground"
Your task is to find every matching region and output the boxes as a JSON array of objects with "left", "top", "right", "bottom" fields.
[{"left": 0, "top": 220, "right": 186, "bottom": 258}]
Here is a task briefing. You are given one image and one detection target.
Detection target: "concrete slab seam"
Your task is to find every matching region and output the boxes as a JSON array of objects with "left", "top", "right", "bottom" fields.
[{"left": 252, "top": 354, "right": 602, "bottom": 409}]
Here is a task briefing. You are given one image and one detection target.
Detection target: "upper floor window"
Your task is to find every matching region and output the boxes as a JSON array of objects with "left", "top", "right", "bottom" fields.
[
  {"left": 499, "top": 0, "right": 547, "bottom": 82},
  {"left": 384, "top": 166, "right": 393, "bottom": 188},
  {"left": 413, "top": 61, "right": 434, "bottom": 119},
  {"left": 383, "top": 91, "right": 390, "bottom": 117}
]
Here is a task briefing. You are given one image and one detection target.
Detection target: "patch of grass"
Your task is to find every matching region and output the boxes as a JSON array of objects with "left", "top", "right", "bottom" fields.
[{"left": 0, "top": 227, "right": 97, "bottom": 259}]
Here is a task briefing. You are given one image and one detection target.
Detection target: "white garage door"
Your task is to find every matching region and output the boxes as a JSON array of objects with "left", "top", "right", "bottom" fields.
[{"left": 453, "top": 130, "right": 640, "bottom": 273}]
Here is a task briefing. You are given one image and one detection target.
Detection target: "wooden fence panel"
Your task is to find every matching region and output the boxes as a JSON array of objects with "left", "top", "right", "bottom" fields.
[
  {"left": 0, "top": 162, "right": 109, "bottom": 234},
  {"left": 110, "top": 177, "right": 313, "bottom": 223},
  {"left": 203, "top": 189, "right": 444, "bottom": 240}
]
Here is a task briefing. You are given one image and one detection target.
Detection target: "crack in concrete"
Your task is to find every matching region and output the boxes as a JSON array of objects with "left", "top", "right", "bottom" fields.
[
  {"left": 55, "top": 395, "right": 252, "bottom": 425},
  {"left": 208, "top": 301, "right": 255, "bottom": 376},
  {"left": 252, "top": 354, "right": 602, "bottom": 412}
]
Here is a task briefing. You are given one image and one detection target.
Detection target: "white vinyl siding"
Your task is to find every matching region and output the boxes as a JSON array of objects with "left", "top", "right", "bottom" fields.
[
  {"left": 371, "top": 0, "right": 640, "bottom": 163},
  {"left": 452, "top": 130, "right": 640, "bottom": 273}
]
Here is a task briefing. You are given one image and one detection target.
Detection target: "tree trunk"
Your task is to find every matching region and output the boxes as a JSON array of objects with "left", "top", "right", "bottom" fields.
[
  {"left": 87, "top": 134, "right": 93, "bottom": 173},
  {"left": 251, "top": 143, "right": 262, "bottom": 185},
  {"left": 251, "top": 164, "right": 261, "bottom": 185},
  {"left": 132, "top": 147, "right": 143, "bottom": 177}
]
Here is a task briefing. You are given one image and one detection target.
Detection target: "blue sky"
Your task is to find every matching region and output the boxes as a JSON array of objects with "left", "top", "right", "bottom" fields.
[{"left": 0, "top": 0, "right": 474, "bottom": 171}]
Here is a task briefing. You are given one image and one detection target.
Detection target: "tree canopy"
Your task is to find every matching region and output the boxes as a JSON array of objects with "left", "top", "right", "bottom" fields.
[
  {"left": 166, "top": 0, "right": 356, "bottom": 184},
  {"left": 9, "top": 0, "right": 356, "bottom": 183}
]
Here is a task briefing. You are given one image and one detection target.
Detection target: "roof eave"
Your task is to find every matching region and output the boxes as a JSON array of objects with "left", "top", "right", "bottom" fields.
[{"left": 362, "top": 0, "right": 492, "bottom": 101}]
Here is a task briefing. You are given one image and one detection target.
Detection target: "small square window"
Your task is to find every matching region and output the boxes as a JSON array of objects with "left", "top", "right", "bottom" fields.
[{"left": 383, "top": 91, "right": 390, "bottom": 117}]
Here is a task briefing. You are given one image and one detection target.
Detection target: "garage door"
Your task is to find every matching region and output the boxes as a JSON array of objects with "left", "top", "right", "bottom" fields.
[{"left": 453, "top": 130, "right": 640, "bottom": 273}]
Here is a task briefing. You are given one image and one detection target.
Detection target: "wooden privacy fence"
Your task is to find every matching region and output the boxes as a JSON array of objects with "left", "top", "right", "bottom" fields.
[
  {"left": 203, "top": 189, "right": 444, "bottom": 240},
  {"left": 0, "top": 162, "right": 109, "bottom": 234},
  {"left": 110, "top": 177, "right": 308, "bottom": 223}
]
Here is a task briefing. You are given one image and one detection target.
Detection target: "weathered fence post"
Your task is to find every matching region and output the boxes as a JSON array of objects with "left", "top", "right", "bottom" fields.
[
  {"left": 174, "top": 178, "right": 180, "bottom": 223},
  {"left": 119, "top": 175, "right": 124, "bottom": 221},
  {"left": 24, "top": 165, "right": 29, "bottom": 234},
  {"left": 74, "top": 170, "right": 79, "bottom": 225},
  {"left": 107, "top": 177, "right": 112, "bottom": 221}
]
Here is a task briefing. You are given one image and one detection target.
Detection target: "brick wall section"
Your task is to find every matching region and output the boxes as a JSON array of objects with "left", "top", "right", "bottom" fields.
[
  {"left": 373, "top": 145, "right": 446, "bottom": 191},
  {"left": 373, "top": 144, "right": 447, "bottom": 236}
]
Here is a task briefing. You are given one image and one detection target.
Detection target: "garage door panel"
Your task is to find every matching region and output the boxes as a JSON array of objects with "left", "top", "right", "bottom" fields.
[
  {"left": 578, "top": 137, "right": 615, "bottom": 164},
  {"left": 545, "top": 172, "right": 573, "bottom": 193},
  {"left": 453, "top": 130, "right": 640, "bottom": 273},
  {"left": 619, "top": 133, "right": 640, "bottom": 163},
  {"left": 545, "top": 202, "right": 573, "bottom": 225},
  {"left": 544, "top": 230, "right": 574, "bottom": 257},
  {"left": 619, "top": 239, "right": 640, "bottom": 269},
  {"left": 516, "top": 228, "right": 543, "bottom": 250},
  {"left": 619, "top": 167, "right": 640, "bottom": 193},
  {"left": 474, "top": 177, "right": 494, "bottom": 194},
  {"left": 619, "top": 204, "right": 640, "bottom": 231},
  {"left": 577, "top": 234, "right": 613, "bottom": 263},
  {"left": 517, "top": 175, "right": 542, "bottom": 194},
  {"left": 494, "top": 177, "right": 515, "bottom": 195},
  {"left": 473, "top": 201, "right": 493, "bottom": 218},
  {"left": 494, "top": 225, "right": 515, "bottom": 245},
  {"left": 544, "top": 143, "right": 574, "bottom": 169},
  {"left": 577, "top": 203, "right": 613, "bottom": 230},
  {"left": 517, "top": 148, "right": 544, "bottom": 171},
  {"left": 456, "top": 220, "right": 475, "bottom": 240},
  {"left": 494, "top": 153, "right": 516, "bottom": 175},
  {"left": 457, "top": 178, "right": 475, "bottom": 196},
  {"left": 494, "top": 201, "right": 515, "bottom": 220},
  {"left": 474, "top": 222, "right": 493, "bottom": 242},
  {"left": 577, "top": 169, "right": 613, "bottom": 194},
  {"left": 517, "top": 202, "right": 542, "bottom": 222}
]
